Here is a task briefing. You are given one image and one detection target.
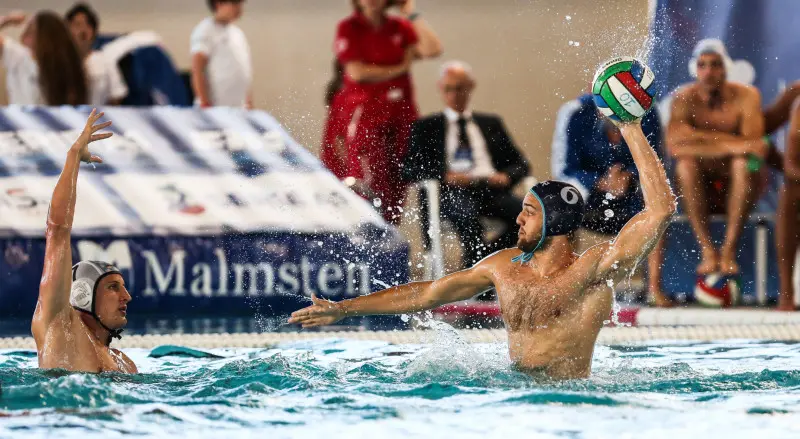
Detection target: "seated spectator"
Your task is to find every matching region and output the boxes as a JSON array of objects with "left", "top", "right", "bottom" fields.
[
  {"left": 667, "top": 39, "right": 768, "bottom": 276},
  {"left": 190, "top": 0, "right": 252, "bottom": 108},
  {"left": 552, "top": 93, "right": 669, "bottom": 306},
  {"left": 334, "top": 0, "right": 442, "bottom": 224},
  {"left": 66, "top": 3, "right": 128, "bottom": 105},
  {"left": 403, "top": 61, "right": 529, "bottom": 269},
  {"left": 776, "top": 99, "right": 800, "bottom": 311},
  {"left": 0, "top": 11, "right": 87, "bottom": 105}
]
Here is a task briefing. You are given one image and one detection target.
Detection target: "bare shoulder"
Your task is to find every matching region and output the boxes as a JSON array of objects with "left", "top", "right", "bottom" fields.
[
  {"left": 574, "top": 240, "right": 611, "bottom": 269},
  {"left": 672, "top": 84, "right": 697, "bottom": 101},
  {"left": 470, "top": 248, "right": 519, "bottom": 278},
  {"left": 730, "top": 82, "right": 761, "bottom": 100},
  {"left": 565, "top": 240, "right": 615, "bottom": 288},
  {"left": 32, "top": 305, "right": 74, "bottom": 346},
  {"left": 111, "top": 348, "right": 138, "bottom": 373}
]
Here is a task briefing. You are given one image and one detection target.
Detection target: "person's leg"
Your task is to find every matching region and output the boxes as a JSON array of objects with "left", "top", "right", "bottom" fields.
[
  {"left": 719, "top": 156, "right": 758, "bottom": 275},
  {"left": 441, "top": 187, "right": 484, "bottom": 268},
  {"left": 647, "top": 235, "right": 672, "bottom": 307},
  {"left": 674, "top": 157, "right": 717, "bottom": 274},
  {"left": 776, "top": 183, "right": 800, "bottom": 311},
  {"left": 346, "top": 102, "right": 403, "bottom": 224},
  {"left": 371, "top": 102, "right": 416, "bottom": 224}
]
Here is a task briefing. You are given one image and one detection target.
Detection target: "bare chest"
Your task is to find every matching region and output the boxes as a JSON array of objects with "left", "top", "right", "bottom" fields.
[
  {"left": 690, "top": 101, "right": 742, "bottom": 134},
  {"left": 36, "top": 314, "right": 130, "bottom": 373}
]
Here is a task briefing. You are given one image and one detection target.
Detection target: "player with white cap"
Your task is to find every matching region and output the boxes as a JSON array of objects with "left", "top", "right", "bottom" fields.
[{"left": 31, "top": 109, "right": 136, "bottom": 373}]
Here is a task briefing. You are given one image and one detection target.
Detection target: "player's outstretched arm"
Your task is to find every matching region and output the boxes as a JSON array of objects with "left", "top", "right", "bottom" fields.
[
  {"left": 288, "top": 253, "right": 501, "bottom": 328},
  {"left": 37, "top": 110, "right": 111, "bottom": 323}
]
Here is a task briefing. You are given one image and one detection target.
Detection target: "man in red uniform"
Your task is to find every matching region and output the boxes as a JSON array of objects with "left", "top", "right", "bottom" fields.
[{"left": 330, "top": 0, "right": 441, "bottom": 223}]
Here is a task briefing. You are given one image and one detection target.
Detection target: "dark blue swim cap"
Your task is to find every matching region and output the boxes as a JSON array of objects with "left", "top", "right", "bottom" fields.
[{"left": 512, "top": 181, "right": 585, "bottom": 263}]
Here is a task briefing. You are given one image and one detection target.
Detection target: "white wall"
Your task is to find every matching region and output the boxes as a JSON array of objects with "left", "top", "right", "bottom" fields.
[{"left": 0, "top": 0, "right": 650, "bottom": 180}]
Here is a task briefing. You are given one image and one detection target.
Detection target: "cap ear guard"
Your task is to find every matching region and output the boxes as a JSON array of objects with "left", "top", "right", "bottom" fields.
[{"left": 70, "top": 278, "right": 94, "bottom": 312}]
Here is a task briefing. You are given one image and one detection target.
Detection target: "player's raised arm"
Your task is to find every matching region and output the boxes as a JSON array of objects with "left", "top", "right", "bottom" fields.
[
  {"left": 37, "top": 110, "right": 111, "bottom": 323},
  {"left": 592, "top": 120, "right": 676, "bottom": 279}
]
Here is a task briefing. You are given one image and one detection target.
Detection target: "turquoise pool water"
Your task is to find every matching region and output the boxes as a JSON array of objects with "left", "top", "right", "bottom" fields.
[{"left": 2, "top": 336, "right": 800, "bottom": 438}]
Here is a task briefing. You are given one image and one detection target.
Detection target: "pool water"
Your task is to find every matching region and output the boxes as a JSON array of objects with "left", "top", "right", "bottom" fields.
[{"left": 2, "top": 335, "right": 800, "bottom": 438}]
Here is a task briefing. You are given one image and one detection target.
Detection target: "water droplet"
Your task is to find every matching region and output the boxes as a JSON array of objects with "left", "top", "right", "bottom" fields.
[{"left": 604, "top": 209, "right": 615, "bottom": 218}]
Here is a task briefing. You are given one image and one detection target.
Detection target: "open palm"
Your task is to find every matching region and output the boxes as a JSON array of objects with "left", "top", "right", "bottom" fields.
[
  {"left": 288, "top": 294, "right": 344, "bottom": 327},
  {"left": 75, "top": 109, "right": 113, "bottom": 164}
]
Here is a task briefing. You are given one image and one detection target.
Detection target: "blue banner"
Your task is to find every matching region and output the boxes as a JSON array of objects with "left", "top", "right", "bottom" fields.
[
  {"left": 0, "top": 106, "right": 409, "bottom": 320},
  {"left": 649, "top": 0, "right": 800, "bottom": 105}
]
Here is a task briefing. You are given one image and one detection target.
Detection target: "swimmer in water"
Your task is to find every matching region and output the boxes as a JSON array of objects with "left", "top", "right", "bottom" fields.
[
  {"left": 290, "top": 119, "right": 675, "bottom": 379},
  {"left": 31, "top": 109, "right": 136, "bottom": 373}
]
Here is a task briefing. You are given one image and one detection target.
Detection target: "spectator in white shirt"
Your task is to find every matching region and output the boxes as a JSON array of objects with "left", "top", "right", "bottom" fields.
[
  {"left": 190, "top": 0, "right": 253, "bottom": 108},
  {"left": 0, "top": 10, "right": 88, "bottom": 106},
  {"left": 66, "top": 3, "right": 128, "bottom": 106}
]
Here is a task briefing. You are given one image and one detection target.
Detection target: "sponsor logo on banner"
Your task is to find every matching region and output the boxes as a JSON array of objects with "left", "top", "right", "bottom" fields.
[
  {"left": 76, "top": 240, "right": 135, "bottom": 292},
  {"left": 0, "top": 132, "right": 43, "bottom": 157},
  {"left": 158, "top": 184, "right": 207, "bottom": 215},
  {"left": 191, "top": 129, "right": 284, "bottom": 153},
  {"left": 0, "top": 187, "right": 49, "bottom": 213},
  {"left": 139, "top": 247, "right": 372, "bottom": 299}
]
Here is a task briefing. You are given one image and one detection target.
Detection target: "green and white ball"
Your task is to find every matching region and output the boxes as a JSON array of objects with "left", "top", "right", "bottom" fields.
[{"left": 592, "top": 56, "right": 657, "bottom": 123}]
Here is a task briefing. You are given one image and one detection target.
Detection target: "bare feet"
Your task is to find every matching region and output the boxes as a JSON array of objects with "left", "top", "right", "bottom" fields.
[
  {"left": 778, "top": 295, "right": 796, "bottom": 312},
  {"left": 649, "top": 288, "right": 674, "bottom": 308},
  {"left": 696, "top": 247, "right": 718, "bottom": 275},
  {"left": 718, "top": 248, "right": 740, "bottom": 275}
]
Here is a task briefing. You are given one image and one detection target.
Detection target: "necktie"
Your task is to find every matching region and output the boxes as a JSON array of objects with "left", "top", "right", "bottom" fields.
[{"left": 456, "top": 117, "right": 472, "bottom": 153}]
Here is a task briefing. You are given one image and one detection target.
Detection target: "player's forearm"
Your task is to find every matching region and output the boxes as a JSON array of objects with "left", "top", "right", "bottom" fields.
[
  {"left": 668, "top": 126, "right": 752, "bottom": 147},
  {"left": 409, "top": 18, "right": 443, "bottom": 59},
  {"left": 620, "top": 124, "right": 676, "bottom": 217},
  {"left": 345, "top": 61, "right": 407, "bottom": 83},
  {"left": 338, "top": 281, "right": 437, "bottom": 317},
  {"left": 191, "top": 70, "right": 211, "bottom": 106},
  {"left": 668, "top": 141, "right": 752, "bottom": 158},
  {"left": 785, "top": 165, "right": 800, "bottom": 183},
  {"left": 47, "top": 148, "right": 82, "bottom": 229}
]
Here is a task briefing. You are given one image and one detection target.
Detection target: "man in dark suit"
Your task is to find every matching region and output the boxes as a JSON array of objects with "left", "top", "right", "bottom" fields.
[{"left": 403, "top": 61, "right": 529, "bottom": 269}]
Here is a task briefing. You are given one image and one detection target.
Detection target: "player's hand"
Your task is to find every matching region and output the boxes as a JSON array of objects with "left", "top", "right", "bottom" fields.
[
  {"left": 288, "top": 294, "right": 345, "bottom": 327},
  {"left": 597, "top": 164, "right": 631, "bottom": 197},
  {"left": 487, "top": 172, "right": 511, "bottom": 189},
  {"left": 397, "top": 0, "right": 415, "bottom": 16},
  {"left": 747, "top": 138, "right": 769, "bottom": 160},
  {"left": 444, "top": 171, "right": 474, "bottom": 187},
  {"left": 72, "top": 109, "right": 111, "bottom": 164},
  {"left": 1, "top": 12, "right": 26, "bottom": 28}
]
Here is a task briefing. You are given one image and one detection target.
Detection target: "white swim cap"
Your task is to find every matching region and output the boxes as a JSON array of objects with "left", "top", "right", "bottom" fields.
[
  {"left": 688, "top": 38, "right": 755, "bottom": 84},
  {"left": 70, "top": 260, "right": 122, "bottom": 316}
]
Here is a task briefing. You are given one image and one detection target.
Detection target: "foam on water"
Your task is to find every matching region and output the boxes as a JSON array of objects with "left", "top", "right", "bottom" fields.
[{"left": 2, "top": 336, "right": 800, "bottom": 438}]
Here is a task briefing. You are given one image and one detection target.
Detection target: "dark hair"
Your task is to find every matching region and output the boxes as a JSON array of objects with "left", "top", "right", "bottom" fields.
[
  {"left": 325, "top": 59, "right": 344, "bottom": 106},
  {"left": 65, "top": 2, "right": 99, "bottom": 34},
  {"left": 351, "top": 0, "right": 398, "bottom": 13},
  {"left": 208, "top": 0, "right": 244, "bottom": 12},
  {"left": 34, "top": 11, "right": 88, "bottom": 105}
]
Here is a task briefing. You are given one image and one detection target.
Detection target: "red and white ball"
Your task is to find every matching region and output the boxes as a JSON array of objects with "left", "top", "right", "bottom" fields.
[{"left": 694, "top": 274, "right": 741, "bottom": 307}]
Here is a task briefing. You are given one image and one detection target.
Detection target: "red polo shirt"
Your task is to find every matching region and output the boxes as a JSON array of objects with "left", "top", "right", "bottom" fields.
[{"left": 334, "top": 12, "right": 418, "bottom": 102}]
